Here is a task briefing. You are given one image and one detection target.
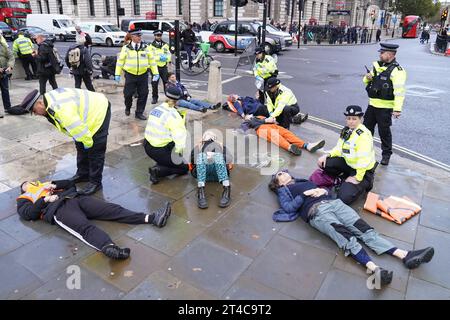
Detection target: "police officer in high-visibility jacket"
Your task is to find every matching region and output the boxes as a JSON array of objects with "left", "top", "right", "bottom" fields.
[
  {"left": 20, "top": 88, "right": 111, "bottom": 196},
  {"left": 12, "top": 32, "right": 37, "bottom": 80},
  {"left": 317, "top": 106, "right": 377, "bottom": 205},
  {"left": 144, "top": 86, "right": 189, "bottom": 184},
  {"left": 253, "top": 46, "right": 278, "bottom": 103},
  {"left": 363, "top": 43, "right": 407, "bottom": 166},
  {"left": 115, "top": 27, "right": 159, "bottom": 120},
  {"left": 258, "top": 77, "right": 300, "bottom": 130},
  {"left": 150, "top": 29, "right": 171, "bottom": 104}
]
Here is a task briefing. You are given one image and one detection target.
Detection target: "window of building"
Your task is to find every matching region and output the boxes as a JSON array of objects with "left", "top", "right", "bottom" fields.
[
  {"left": 105, "top": 0, "right": 111, "bottom": 16},
  {"left": 285, "top": 0, "right": 290, "bottom": 16},
  {"left": 44, "top": 0, "right": 50, "bottom": 13},
  {"left": 37, "top": 0, "right": 43, "bottom": 13},
  {"left": 155, "top": 0, "right": 162, "bottom": 15},
  {"left": 178, "top": 0, "right": 183, "bottom": 15},
  {"left": 56, "top": 0, "right": 63, "bottom": 14},
  {"left": 214, "top": 0, "right": 224, "bottom": 17},
  {"left": 312, "top": 1, "right": 316, "bottom": 17},
  {"left": 89, "top": 0, "right": 95, "bottom": 16},
  {"left": 302, "top": 0, "right": 307, "bottom": 19},
  {"left": 72, "top": 0, "right": 78, "bottom": 16},
  {"left": 319, "top": 3, "right": 323, "bottom": 20},
  {"left": 133, "top": 0, "right": 140, "bottom": 15}
]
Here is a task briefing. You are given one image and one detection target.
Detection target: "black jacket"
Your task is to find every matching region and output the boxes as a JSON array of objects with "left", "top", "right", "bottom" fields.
[
  {"left": 17, "top": 180, "right": 78, "bottom": 224},
  {"left": 181, "top": 29, "right": 197, "bottom": 45},
  {"left": 189, "top": 140, "right": 233, "bottom": 178},
  {"left": 65, "top": 44, "right": 93, "bottom": 75},
  {"left": 35, "top": 40, "right": 56, "bottom": 76}
]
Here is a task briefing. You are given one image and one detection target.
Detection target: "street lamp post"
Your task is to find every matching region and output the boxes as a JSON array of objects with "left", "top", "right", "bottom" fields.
[
  {"left": 369, "top": 12, "right": 375, "bottom": 42},
  {"left": 297, "top": 0, "right": 303, "bottom": 48}
]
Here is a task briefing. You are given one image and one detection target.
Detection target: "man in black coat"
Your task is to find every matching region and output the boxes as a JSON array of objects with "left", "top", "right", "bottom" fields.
[{"left": 32, "top": 34, "right": 58, "bottom": 94}]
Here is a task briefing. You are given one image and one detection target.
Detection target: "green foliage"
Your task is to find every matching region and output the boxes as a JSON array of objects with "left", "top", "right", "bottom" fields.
[{"left": 394, "top": 0, "right": 441, "bottom": 18}]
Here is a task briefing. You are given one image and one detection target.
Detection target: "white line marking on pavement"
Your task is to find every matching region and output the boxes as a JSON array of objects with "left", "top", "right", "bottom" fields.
[
  {"left": 222, "top": 75, "right": 242, "bottom": 84},
  {"left": 308, "top": 115, "right": 450, "bottom": 172}
]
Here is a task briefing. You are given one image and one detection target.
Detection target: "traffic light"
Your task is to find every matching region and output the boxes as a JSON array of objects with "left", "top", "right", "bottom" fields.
[
  {"left": 169, "top": 28, "right": 176, "bottom": 54},
  {"left": 441, "top": 7, "right": 448, "bottom": 22},
  {"left": 231, "top": 0, "right": 248, "bottom": 7}
]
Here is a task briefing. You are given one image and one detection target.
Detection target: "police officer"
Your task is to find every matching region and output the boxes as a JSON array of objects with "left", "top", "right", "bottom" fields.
[
  {"left": 115, "top": 27, "right": 159, "bottom": 120},
  {"left": 13, "top": 31, "right": 37, "bottom": 80},
  {"left": 256, "top": 77, "right": 300, "bottom": 130},
  {"left": 253, "top": 46, "right": 278, "bottom": 104},
  {"left": 363, "top": 43, "right": 407, "bottom": 165},
  {"left": 150, "top": 29, "right": 171, "bottom": 104},
  {"left": 317, "top": 106, "right": 377, "bottom": 205},
  {"left": 19, "top": 88, "right": 111, "bottom": 196},
  {"left": 144, "top": 86, "right": 189, "bottom": 184}
]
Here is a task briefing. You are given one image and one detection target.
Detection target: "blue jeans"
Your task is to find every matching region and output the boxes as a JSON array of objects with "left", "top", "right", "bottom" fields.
[
  {"left": 184, "top": 44, "right": 194, "bottom": 68},
  {"left": 178, "top": 99, "right": 212, "bottom": 111}
]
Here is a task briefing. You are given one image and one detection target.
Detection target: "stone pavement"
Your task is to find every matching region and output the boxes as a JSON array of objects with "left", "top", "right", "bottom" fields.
[{"left": 1, "top": 76, "right": 450, "bottom": 300}]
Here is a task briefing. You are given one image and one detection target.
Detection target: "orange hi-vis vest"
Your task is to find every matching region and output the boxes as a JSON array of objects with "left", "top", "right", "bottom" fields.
[
  {"left": 364, "top": 192, "right": 421, "bottom": 225},
  {"left": 17, "top": 181, "right": 51, "bottom": 203}
]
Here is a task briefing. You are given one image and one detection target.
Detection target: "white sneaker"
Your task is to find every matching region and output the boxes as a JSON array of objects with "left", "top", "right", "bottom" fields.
[{"left": 306, "top": 140, "right": 325, "bottom": 153}]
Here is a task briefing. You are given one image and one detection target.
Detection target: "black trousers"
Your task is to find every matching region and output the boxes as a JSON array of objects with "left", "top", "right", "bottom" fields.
[
  {"left": 324, "top": 157, "right": 375, "bottom": 205},
  {"left": 20, "top": 55, "right": 37, "bottom": 78},
  {"left": 100, "top": 66, "right": 114, "bottom": 79},
  {"left": 74, "top": 105, "right": 111, "bottom": 184},
  {"left": 254, "top": 103, "right": 299, "bottom": 129},
  {"left": 151, "top": 65, "right": 169, "bottom": 99},
  {"left": 54, "top": 196, "right": 147, "bottom": 250},
  {"left": 74, "top": 73, "right": 95, "bottom": 92},
  {"left": 0, "top": 75, "right": 11, "bottom": 110},
  {"left": 39, "top": 73, "right": 58, "bottom": 94},
  {"left": 124, "top": 71, "right": 149, "bottom": 115},
  {"left": 363, "top": 105, "right": 393, "bottom": 158},
  {"left": 144, "top": 140, "right": 189, "bottom": 177}
]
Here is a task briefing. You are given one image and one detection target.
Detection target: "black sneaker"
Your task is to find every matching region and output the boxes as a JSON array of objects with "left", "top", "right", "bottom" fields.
[
  {"left": 403, "top": 247, "right": 434, "bottom": 269},
  {"left": 380, "top": 155, "right": 390, "bottom": 166},
  {"left": 151, "top": 202, "right": 172, "bottom": 228},
  {"left": 212, "top": 102, "right": 221, "bottom": 110},
  {"left": 101, "top": 244, "right": 131, "bottom": 260},
  {"left": 151, "top": 97, "right": 158, "bottom": 104},
  {"left": 288, "top": 144, "right": 302, "bottom": 156},
  {"left": 374, "top": 267, "right": 394, "bottom": 286},
  {"left": 149, "top": 166, "right": 160, "bottom": 184}
]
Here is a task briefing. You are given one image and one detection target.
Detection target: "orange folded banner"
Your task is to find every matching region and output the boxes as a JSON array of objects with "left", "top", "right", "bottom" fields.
[{"left": 364, "top": 192, "right": 421, "bottom": 225}]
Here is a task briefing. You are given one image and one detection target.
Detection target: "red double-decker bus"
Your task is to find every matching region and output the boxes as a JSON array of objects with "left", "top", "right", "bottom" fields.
[
  {"left": 402, "top": 15, "right": 421, "bottom": 38},
  {"left": 0, "top": 0, "right": 31, "bottom": 30}
]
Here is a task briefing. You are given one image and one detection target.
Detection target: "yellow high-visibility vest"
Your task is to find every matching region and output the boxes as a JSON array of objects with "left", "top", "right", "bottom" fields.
[{"left": 115, "top": 42, "right": 159, "bottom": 76}]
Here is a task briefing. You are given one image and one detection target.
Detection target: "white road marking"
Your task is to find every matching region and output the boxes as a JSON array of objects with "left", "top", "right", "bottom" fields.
[{"left": 221, "top": 75, "right": 242, "bottom": 84}]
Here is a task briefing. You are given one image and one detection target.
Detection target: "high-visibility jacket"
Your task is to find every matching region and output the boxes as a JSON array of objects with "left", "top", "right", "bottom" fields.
[
  {"left": 329, "top": 123, "right": 376, "bottom": 181},
  {"left": 265, "top": 84, "right": 297, "bottom": 118},
  {"left": 13, "top": 34, "right": 34, "bottom": 57},
  {"left": 253, "top": 55, "right": 277, "bottom": 79},
  {"left": 149, "top": 41, "right": 171, "bottom": 67},
  {"left": 145, "top": 102, "right": 187, "bottom": 153},
  {"left": 115, "top": 42, "right": 158, "bottom": 76},
  {"left": 17, "top": 181, "right": 51, "bottom": 203},
  {"left": 44, "top": 88, "right": 109, "bottom": 149},
  {"left": 363, "top": 60, "right": 407, "bottom": 112}
]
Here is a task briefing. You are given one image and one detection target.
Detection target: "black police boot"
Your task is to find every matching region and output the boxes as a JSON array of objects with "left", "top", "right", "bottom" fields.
[
  {"left": 403, "top": 247, "right": 434, "bottom": 269},
  {"left": 151, "top": 202, "right": 172, "bottom": 228},
  {"left": 135, "top": 113, "right": 147, "bottom": 120},
  {"left": 219, "top": 186, "right": 231, "bottom": 208},
  {"left": 125, "top": 108, "right": 130, "bottom": 116},
  {"left": 381, "top": 155, "right": 390, "bottom": 166},
  {"left": 78, "top": 182, "right": 102, "bottom": 196},
  {"left": 151, "top": 97, "right": 158, "bottom": 104},
  {"left": 149, "top": 166, "right": 160, "bottom": 184},
  {"left": 69, "top": 174, "right": 89, "bottom": 183},
  {"left": 101, "top": 244, "right": 130, "bottom": 260},
  {"left": 197, "top": 187, "right": 208, "bottom": 209},
  {"left": 201, "top": 107, "right": 208, "bottom": 113},
  {"left": 292, "top": 113, "right": 308, "bottom": 124}
]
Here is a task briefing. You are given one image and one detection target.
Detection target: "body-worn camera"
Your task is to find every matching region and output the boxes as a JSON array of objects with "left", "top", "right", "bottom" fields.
[{"left": 340, "top": 126, "right": 353, "bottom": 140}]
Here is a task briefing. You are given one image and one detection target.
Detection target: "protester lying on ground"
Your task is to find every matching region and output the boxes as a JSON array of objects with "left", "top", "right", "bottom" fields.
[
  {"left": 17, "top": 179, "right": 172, "bottom": 260},
  {"left": 189, "top": 130, "right": 233, "bottom": 209},
  {"left": 166, "top": 72, "right": 221, "bottom": 112},
  {"left": 240, "top": 115, "right": 325, "bottom": 156},
  {"left": 269, "top": 170, "right": 435, "bottom": 287},
  {"left": 317, "top": 105, "right": 377, "bottom": 205}
]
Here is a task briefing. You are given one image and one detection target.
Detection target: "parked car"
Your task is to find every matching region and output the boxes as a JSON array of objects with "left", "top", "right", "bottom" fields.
[
  {"left": 26, "top": 14, "right": 76, "bottom": 41},
  {"left": 78, "top": 22, "right": 126, "bottom": 46},
  {"left": 0, "top": 22, "right": 13, "bottom": 40},
  {"left": 251, "top": 21, "right": 293, "bottom": 48},
  {"left": 12, "top": 26, "right": 56, "bottom": 43},
  {"left": 209, "top": 20, "right": 283, "bottom": 54}
]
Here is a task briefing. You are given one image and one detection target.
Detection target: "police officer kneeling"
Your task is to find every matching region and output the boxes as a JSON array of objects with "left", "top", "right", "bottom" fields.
[
  {"left": 317, "top": 106, "right": 377, "bottom": 205},
  {"left": 144, "top": 86, "right": 189, "bottom": 184},
  {"left": 20, "top": 88, "right": 111, "bottom": 195}
]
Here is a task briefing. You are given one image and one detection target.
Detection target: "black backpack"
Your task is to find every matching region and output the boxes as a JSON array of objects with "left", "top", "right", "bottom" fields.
[{"left": 366, "top": 62, "right": 398, "bottom": 100}]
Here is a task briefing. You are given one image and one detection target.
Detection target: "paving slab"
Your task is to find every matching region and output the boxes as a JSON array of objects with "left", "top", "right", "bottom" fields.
[
  {"left": 424, "top": 180, "right": 450, "bottom": 202},
  {"left": 0, "top": 214, "right": 56, "bottom": 244},
  {"left": 223, "top": 275, "right": 295, "bottom": 300},
  {"left": 0, "top": 187, "right": 21, "bottom": 220},
  {"left": 405, "top": 277, "right": 450, "bottom": 300},
  {"left": 0, "top": 229, "right": 22, "bottom": 256},
  {"left": 419, "top": 196, "right": 450, "bottom": 234}
]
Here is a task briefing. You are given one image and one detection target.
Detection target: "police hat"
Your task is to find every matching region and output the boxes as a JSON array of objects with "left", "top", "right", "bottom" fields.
[
  {"left": 265, "top": 77, "right": 280, "bottom": 90},
  {"left": 343, "top": 105, "right": 364, "bottom": 117},
  {"left": 254, "top": 46, "right": 264, "bottom": 55},
  {"left": 128, "top": 24, "right": 142, "bottom": 35},
  {"left": 378, "top": 43, "right": 399, "bottom": 52},
  {"left": 19, "top": 89, "right": 40, "bottom": 112},
  {"left": 165, "top": 86, "right": 182, "bottom": 100},
  {"left": 153, "top": 30, "right": 163, "bottom": 36}
]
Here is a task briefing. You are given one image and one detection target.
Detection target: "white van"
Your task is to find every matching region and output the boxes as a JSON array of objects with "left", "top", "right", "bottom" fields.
[
  {"left": 26, "top": 14, "right": 76, "bottom": 41},
  {"left": 78, "top": 22, "right": 126, "bottom": 46}
]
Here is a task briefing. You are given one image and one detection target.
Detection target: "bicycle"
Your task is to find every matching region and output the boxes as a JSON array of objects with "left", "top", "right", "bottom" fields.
[{"left": 180, "top": 42, "right": 214, "bottom": 76}]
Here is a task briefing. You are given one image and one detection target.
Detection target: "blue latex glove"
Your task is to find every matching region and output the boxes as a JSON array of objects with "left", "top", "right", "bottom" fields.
[
  {"left": 256, "top": 76, "right": 263, "bottom": 82},
  {"left": 114, "top": 75, "right": 120, "bottom": 82},
  {"left": 83, "top": 145, "right": 91, "bottom": 150},
  {"left": 159, "top": 55, "right": 167, "bottom": 62},
  {"left": 152, "top": 74, "right": 160, "bottom": 82}
]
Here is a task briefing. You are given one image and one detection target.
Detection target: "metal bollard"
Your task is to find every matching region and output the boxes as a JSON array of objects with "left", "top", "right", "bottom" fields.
[{"left": 207, "top": 60, "right": 222, "bottom": 104}]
